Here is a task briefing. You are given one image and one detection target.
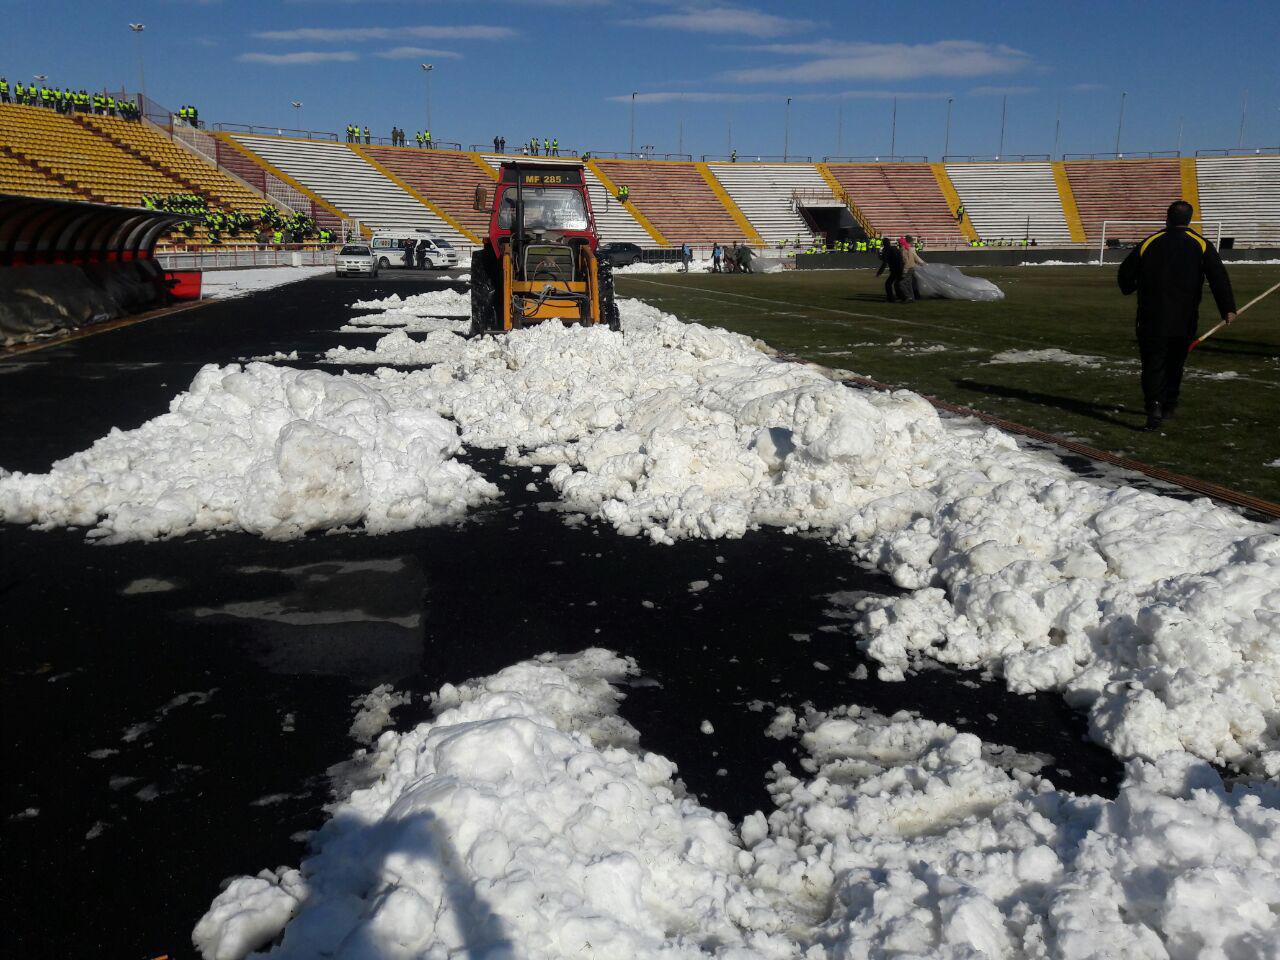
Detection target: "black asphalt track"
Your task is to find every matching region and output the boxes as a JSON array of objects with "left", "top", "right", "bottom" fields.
[{"left": 0, "top": 273, "right": 1121, "bottom": 958}]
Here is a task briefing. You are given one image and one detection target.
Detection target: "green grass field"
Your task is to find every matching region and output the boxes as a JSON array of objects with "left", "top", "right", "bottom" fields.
[{"left": 617, "top": 264, "right": 1280, "bottom": 502}]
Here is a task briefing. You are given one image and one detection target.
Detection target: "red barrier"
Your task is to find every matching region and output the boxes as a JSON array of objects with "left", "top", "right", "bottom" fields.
[{"left": 165, "top": 270, "right": 203, "bottom": 300}]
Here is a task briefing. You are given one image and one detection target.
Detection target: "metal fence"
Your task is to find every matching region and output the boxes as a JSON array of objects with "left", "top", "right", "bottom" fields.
[
  {"left": 942, "top": 154, "right": 1052, "bottom": 162},
  {"left": 213, "top": 122, "right": 338, "bottom": 142},
  {"left": 702, "top": 154, "right": 811, "bottom": 162},
  {"left": 1062, "top": 150, "right": 1181, "bottom": 160},
  {"left": 155, "top": 245, "right": 337, "bottom": 271},
  {"left": 822, "top": 155, "right": 928, "bottom": 163},
  {"left": 1195, "top": 146, "right": 1280, "bottom": 157}
]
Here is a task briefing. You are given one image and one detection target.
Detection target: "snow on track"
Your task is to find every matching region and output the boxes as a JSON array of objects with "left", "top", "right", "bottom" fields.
[
  {"left": 192, "top": 649, "right": 1280, "bottom": 960},
  {"left": 344, "top": 300, "right": 1278, "bottom": 772},
  {"left": 350, "top": 290, "right": 471, "bottom": 316},
  {"left": 3, "top": 296, "right": 1278, "bottom": 772},
  {"left": 0, "top": 363, "right": 496, "bottom": 542},
  {"left": 199, "top": 266, "right": 332, "bottom": 299}
]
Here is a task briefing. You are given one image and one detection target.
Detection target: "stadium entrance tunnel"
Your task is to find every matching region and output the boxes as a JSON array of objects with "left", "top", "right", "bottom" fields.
[{"left": 0, "top": 194, "right": 187, "bottom": 346}]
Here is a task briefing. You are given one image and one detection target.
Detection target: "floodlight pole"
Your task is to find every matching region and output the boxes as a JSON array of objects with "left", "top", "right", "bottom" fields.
[
  {"left": 836, "top": 102, "right": 844, "bottom": 157},
  {"left": 1238, "top": 89, "right": 1248, "bottom": 147},
  {"left": 630, "top": 91, "right": 637, "bottom": 156},
  {"left": 678, "top": 93, "right": 685, "bottom": 156},
  {"left": 784, "top": 97, "right": 792, "bottom": 161},
  {"left": 291, "top": 100, "right": 303, "bottom": 130},
  {"left": 943, "top": 97, "right": 953, "bottom": 158},
  {"left": 421, "top": 64, "right": 433, "bottom": 133},
  {"left": 129, "top": 23, "right": 146, "bottom": 103},
  {"left": 1114, "top": 91, "right": 1126, "bottom": 156},
  {"left": 997, "top": 95, "right": 1006, "bottom": 158},
  {"left": 890, "top": 96, "right": 897, "bottom": 157},
  {"left": 1177, "top": 116, "right": 1184, "bottom": 154},
  {"left": 1053, "top": 97, "right": 1062, "bottom": 157}
]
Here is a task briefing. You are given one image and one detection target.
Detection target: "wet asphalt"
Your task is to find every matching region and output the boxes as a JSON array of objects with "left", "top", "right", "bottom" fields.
[{"left": 0, "top": 270, "right": 1122, "bottom": 958}]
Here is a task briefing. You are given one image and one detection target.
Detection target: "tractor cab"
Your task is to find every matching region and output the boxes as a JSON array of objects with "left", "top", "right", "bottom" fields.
[{"left": 470, "top": 159, "right": 620, "bottom": 334}]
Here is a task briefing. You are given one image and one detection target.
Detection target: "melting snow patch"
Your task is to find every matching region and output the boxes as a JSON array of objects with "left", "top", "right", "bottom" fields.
[
  {"left": 349, "top": 684, "right": 412, "bottom": 744},
  {"left": 350, "top": 290, "right": 471, "bottom": 316},
  {"left": 988, "top": 347, "right": 1106, "bottom": 368}
]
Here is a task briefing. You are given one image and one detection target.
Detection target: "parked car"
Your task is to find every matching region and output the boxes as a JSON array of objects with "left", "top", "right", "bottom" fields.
[
  {"left": 599, "top": 242, "right": 643, "bottom": 267},
  {"left": 370, "top": 229, "right": 461, "bottom": 270},
  {"left": 335, "top": 243, "right": 378, "bottom": 277}
]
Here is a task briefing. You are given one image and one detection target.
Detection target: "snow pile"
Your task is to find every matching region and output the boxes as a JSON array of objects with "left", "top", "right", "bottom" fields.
[
  {"left": 192, "top": 649, "right": 784, "bottom": 960},
  {"left": 750, "top": 706, "right": 1280, "bottom": 959},
  {"left": 194, "top": 651, "right": 1280, "bottom": 960},
  {"left": 350, "top": 290, "right": 471, "bottom": 316},
  {"left": 614, "top": 259, "right": 713, "bottom": 274},
  {"left": 325, "top": 329, "right": 469, "bottom": 366},
  {"left": 200, "top": 266, "right": 330, "bottom": 299},
  {"left": 354, "top": 301, "right": 1279, "bottom": 770},
  {"left": 349, "top": 684, "right": 412, "bottom": 744},
  {"left": 340, "top": 313, "right": 469, "bottom": 335},
  {"left": 0, "top": 363, "right": 496, "bottom": 542},
  {"left": 988, "top": 348, "right": 1107, "bottom": 368}
]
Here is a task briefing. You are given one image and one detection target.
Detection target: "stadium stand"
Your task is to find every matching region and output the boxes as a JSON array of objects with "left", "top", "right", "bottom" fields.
[
  {"left": 706, "top": 163, "right": 826, "bottom": 244},
  {"left": 945, "top": 162, "right": 1075, "bottom": 245},
  {"left": 1062, "top": 158, "right": 1184, "bottom": 243},
  {"left": 230, "top": 135, "right": 464, "bottom": 242},
  {"left": 0, "top": 147, "right": 85, "bottom": 201},
  {"left": 593, "top": 160, "right": 751, "bottom": 244},
  {"left": 76, "top": 113, "right": 273, "bottom": 217},
  {"left": 824, "top": 163, "right": 967, "bottom": 244},
  {"left": 1195, "top": 156, "right": 1280, "bottom": 247},
  {"left": 365, "top": 146, "right": 493, "bottom": 242},
  {"left": 1, "top": 102, "right": 188, "bottom": 205}
]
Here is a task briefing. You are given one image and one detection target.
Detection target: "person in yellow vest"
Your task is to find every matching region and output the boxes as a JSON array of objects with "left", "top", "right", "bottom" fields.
[
  {"left": 424, "top": 130, "right": 432, "bottom": 148},
  {"left": 552, "top": 138, "right": 559, "bottom": 156},
  {"left": 0, "top": 77, "right": 9, "bottom": 104}
]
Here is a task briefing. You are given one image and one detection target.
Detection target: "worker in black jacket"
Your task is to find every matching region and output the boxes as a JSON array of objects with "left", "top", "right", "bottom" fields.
[
  {"left": 875, "top": 238, "right": 910, "bottom": 302},
  {"left": 1118, "top": 200, "right": 1236, "bottom": 431}
]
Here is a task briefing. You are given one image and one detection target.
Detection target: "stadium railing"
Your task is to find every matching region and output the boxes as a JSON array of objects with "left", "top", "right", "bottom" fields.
[
  {"left": 213, "top": 123, "right": 338, "bottom": 142},
  {"left": 701, "top": 154, "right": 812, "bottom": 162},
  {"left": 594, "top": 151, "right": 694, "bottom": 161},
  {"left": 822, "top": 155, "right": 928, "bottom": 163},
  {"left": 1062, "top": 151, "right": 1181, "bottom": 160},
  {"left": 154, "top": 243, "right": 337, "bottom": 271},
  {"left": 942, "top": 154, "right": 1051, "bottom": 162},
  {"left": 469, "top": 144, "right": 583, "bottom": 157},
  {"left": 1195, "top": 146, "right": 1279, "bottom": 157}
]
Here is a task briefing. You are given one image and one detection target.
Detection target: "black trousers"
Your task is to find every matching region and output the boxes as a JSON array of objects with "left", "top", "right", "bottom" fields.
[
  {"left": 1138, "top": 335, "right": 1192, "bottom": 413},
  {"left": 883, "top": 269, "right": 911, "bottom": 302}
]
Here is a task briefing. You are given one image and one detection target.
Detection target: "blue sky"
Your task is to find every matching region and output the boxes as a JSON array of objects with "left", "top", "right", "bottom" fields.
[{"left": 2, "top": 0, "right": 1277, "bottom": 159}]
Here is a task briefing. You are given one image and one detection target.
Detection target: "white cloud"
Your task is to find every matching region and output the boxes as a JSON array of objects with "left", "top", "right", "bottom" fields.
[
  {"left": 622, "top": 6, "right": 814, "bottom": 38},
  {"left": 721, "top": 40, "right": 1033, "bottom": 83},
  {"left": 375, "top": 47, "right": 465, "bottom": 60},
  {"left": 253, "top": 25, "right": 515, "bottom": 42},
  {"left": 237, "top": 51, "right": 360, "bottom": 65}
]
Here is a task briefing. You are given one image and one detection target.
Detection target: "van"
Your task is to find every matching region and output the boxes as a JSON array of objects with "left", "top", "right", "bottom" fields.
[{"left": 369, "top": 229, "right": 461, "bottom": 270}]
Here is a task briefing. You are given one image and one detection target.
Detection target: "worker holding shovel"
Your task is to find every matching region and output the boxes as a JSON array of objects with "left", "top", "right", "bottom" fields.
[{"left": 1118, "top": 200, "right": 1236, "bottom": 432}]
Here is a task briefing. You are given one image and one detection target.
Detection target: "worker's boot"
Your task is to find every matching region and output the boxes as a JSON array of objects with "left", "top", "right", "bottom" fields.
[
  {"left": 1141, "top": 401, "right": 1163, "bottom": 432},
  {"left": 1161, "top": 401, "right": 1178, "bottom": 421}
]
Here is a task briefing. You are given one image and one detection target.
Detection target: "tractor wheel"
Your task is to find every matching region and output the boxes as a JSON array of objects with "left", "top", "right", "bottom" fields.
[
  {"left": 597, "top": 258, "right": 621, "bottom": 332},
  {"left": 469, "top": 249, "right": 499, "bottom": 337}
]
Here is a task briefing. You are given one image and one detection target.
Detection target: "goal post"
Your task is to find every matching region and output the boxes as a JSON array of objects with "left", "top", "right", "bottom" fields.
[{"left": 1098, "top": 220, "right": 1222, "bottom": 264}]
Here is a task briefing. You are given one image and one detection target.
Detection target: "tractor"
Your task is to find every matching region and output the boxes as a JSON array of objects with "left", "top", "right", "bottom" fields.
[{"left": 470, "top": 158, "right": 620, "bottom": 335}]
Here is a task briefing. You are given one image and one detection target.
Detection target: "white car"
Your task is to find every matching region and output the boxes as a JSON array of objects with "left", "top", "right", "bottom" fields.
[{"left": 335, "top": 244, "right": 378, "bottom": 277}]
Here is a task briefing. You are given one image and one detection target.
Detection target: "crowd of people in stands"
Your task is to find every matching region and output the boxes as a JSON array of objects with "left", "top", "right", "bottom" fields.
[
  {"left": 138, "top": 191, "right": 336, "bottom": 246},
  {"left": 0, "top": 76, "right": 140, "bottom": 119}
]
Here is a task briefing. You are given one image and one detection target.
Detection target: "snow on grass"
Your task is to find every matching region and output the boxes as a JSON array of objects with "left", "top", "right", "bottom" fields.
[
  {"left": 200, "top": 266, "right": 331, "bottom": 300},
  {"left": 349, "top": 300, "right": 1279, "bottom": 772},
  {"left": 988, "top": 347, "right": 1107, "bottom": 368},
  {"left": 0, "top": 363, "right": 496, "bottom": 542},
  {"left": 193, "top": 649, "right": 1280, "bottom": 960}
]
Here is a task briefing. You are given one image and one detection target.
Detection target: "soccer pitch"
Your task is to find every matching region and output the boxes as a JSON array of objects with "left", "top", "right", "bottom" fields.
[{"left": 617, "top": 264, "right": 1280, "bottom": 504}]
